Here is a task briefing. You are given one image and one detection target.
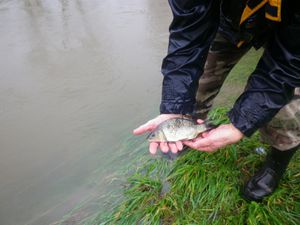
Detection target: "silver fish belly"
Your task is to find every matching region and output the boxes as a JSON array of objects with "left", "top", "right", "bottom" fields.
[{"left": 147, "top": 118, "right": 213, "bottom": 142}]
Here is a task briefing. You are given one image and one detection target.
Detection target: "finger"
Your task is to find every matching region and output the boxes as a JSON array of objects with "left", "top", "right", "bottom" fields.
[
  {"left": 201, "top": 131, "right": 209, "bottom": 138},
  {"left": 182, "top": 140, "right": 197, "bottom": 149},
  {"left": 169, "top": 143, "right": 178, "bottom": 154},
  {"left": 133, "top": 122, "right": 155, "bottom": 135},
  {"left": 187, "top": 135, "right": 212, "bottom": 147},
  {"left": 197, "top": 119, "right": 204, "bottom": 124},
  {"left": 192, "top": 138, "right": 211, "bottom": 147},
  {"left": 149, "top": 142, "right": 159, "bottom": 154},
  {"left": 175, "top": 141, "right": 183, "bottom": 151},
  {"left": 183, "top": 138, "right": 211, "bottom": 148},
  {"left": 183, "top": 141, "right": 211, "bottom": 151},
  {"left": 160, "top": 142, "right": 169, "bottom": 153}
]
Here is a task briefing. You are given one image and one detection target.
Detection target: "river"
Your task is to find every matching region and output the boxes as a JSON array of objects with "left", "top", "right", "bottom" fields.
[{"left": 0, "top": 0, "right": 170, "bottom": 224}]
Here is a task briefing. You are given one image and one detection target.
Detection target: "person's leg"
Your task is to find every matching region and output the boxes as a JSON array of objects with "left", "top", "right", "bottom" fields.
[
  {"left": 242, "top": 88, "right": 300, "bottom": 201},
  {"left": 260, "top": 88, "right": 300, "bottom": 151},
  {"left": 194, "top": 32, "right": 251, "bottom": 119}
]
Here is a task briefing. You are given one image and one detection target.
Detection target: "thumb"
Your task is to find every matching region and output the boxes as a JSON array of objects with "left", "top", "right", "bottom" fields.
[{"left": 201, "top": 131, "right": 210, "bottom": 138}]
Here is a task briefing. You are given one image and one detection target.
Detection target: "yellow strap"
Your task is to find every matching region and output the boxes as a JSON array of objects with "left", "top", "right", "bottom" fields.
[
  {"left": 239, "top": 0, "right": 281, "bottom": 25},
  {"left": 240, "top": 0, "right": 268, "bottom": 25},
  {"left": 265, "top": 0, "right": 282, "bottom": 22},
  {"left": 237, "top": 0, "right": 282, "bottom": 47}
]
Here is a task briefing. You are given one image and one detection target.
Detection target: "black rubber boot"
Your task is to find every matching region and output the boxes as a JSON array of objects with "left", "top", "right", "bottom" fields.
[{"left": 241, "top": 146, "right": 298, "bottom": 202}]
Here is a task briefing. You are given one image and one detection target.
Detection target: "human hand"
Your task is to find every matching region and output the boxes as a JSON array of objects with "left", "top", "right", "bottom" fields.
[
  {"left": 183, "top": 120, "right": 244, "bottom": 152},
  {"left": 133, "top": 114, "right": 184, "bottom": 154}
]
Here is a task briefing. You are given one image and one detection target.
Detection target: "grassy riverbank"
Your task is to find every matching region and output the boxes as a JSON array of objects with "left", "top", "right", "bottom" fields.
[
  {"left": 85, "top": 49, "right": 300, "bottom": 224},
  {"left": 94, "top": 107, "right": 300, "bottom": 225}
]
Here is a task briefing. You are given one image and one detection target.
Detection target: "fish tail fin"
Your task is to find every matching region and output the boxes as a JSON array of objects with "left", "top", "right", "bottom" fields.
[
  {"left": 196, "top": 120, "right": 219, "bottom": 133},
  {"left": 204, "top": 120, "right": 219, "bottom": 130}
]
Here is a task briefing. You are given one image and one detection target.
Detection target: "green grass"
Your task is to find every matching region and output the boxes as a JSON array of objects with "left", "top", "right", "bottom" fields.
[{"left": 92, "top": 107, "right": 300, "bottom": 225}]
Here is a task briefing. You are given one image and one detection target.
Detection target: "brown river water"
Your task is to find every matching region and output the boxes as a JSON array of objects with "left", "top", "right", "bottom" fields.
[{"left": 0, "top": 0, "right": 171, "bottom": 224}]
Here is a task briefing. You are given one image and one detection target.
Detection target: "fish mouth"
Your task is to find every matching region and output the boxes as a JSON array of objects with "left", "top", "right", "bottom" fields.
[{"left": 146, "top": 132, "right": 162, "bottom": 142}]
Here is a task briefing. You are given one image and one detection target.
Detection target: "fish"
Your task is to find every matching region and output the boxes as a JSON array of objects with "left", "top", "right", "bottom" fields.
[{"left": 147, "top": 117, "right": 216, "bottom": 142}]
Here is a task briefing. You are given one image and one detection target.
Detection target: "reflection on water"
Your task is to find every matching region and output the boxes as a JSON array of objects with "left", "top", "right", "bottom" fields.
[{"left": 0, "top": 0, "right": 170, "bottom": 224}]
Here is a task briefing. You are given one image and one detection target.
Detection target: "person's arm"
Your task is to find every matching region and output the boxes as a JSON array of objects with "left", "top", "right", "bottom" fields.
[
  {"left": 134, "top": 0, "right": 220, "bottom": 154},
  {"left": 229, "top": 19, "right": 300, "bottom": 136},
  {"left": 160, "top": 0, "right": 220, "bottom": 115},
  {"left": 184, "top": 16, "right": 300, "bottom": 152}
]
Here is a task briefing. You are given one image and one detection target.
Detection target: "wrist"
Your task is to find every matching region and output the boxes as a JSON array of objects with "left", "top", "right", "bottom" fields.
[{"left": 229, "top": 123, "right": 244, "bottom": 140}]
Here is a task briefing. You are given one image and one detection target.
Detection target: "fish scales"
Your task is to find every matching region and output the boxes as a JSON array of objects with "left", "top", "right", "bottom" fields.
[{"left": 147, "top": 118, "right": 214, "bottom": 142}]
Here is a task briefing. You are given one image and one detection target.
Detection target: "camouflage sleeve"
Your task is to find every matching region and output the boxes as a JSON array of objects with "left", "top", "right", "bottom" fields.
[
  {"left": 160, "top": 0, "right": 220, "bottom": 115},
  {"left": 229, "top": 18, "right": 300, "bottom": 136}
]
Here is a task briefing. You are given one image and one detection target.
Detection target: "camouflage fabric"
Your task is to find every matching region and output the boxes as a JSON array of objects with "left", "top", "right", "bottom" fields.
[
  {"left": 195, "top": 32, "right": 300, "bottom": 151},
  {"left": 259, "top": 89, "right": 300, "bottom": 150},
  {"left": 194, "top": 33, "right": 250, "bottom": 119}
]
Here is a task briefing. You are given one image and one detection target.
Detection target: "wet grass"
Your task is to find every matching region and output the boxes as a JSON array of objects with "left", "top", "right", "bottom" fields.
[
  {"left": 92, "top": 107, "right": 300, "bottom": 225},
  {"left": 214, "top": 48, "right": 263, "bottom": 107}
]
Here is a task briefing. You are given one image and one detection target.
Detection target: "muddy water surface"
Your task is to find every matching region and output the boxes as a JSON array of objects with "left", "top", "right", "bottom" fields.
[{"left": 0, "top": 0, "right": 171, "bottom": 224}]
